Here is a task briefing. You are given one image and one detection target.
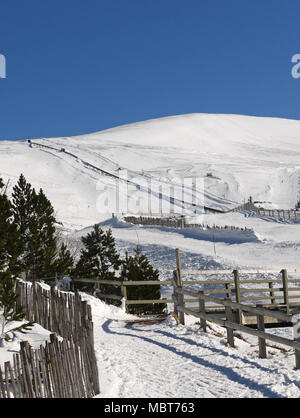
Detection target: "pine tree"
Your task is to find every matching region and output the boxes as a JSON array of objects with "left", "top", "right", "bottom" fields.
[
  {"left": 121, "top": 246, "right": 167, "bottom": 315},
  {"left": 73, "top": 225, "right": 121, "bottom": 297},
  {"left": 30, "top": 189, "right": 58, "bottom": 280},
  {"left": 11, "top": 174, "right": 35, "bottom": 238},
  {"left": 12, "top": 175, "right": 58, "bottom": 281},
  {"left": 0, "top": 179, "right": 33, "bottom": 345},
  {"left": 0, "top": 182, "right": 23, "bottom": 278},
  {"left": 11, "top": 174, "right": 36, "bottom": 279},
  {"left": 55, "top": 243, "right": 74, "bottom": 279}
]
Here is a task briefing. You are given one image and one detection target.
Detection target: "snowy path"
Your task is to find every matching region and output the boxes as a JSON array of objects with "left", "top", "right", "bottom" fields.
[{"left": 86, "top": 297, "right": 300, "bottom": 399}]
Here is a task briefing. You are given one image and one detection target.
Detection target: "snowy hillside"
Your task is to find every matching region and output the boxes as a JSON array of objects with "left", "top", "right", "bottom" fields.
[
  {"left": 2, "top": 113, "right": 300, "bottom": 399},
  {"left": 1, "top": 113, "right": 300, "bottom": 230},
  {"left": 2, "top": 113, "right": 300, "bottom": 271}
]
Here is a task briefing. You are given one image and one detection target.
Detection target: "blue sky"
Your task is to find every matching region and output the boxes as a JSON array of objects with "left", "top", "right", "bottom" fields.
[{"left": 0, "top": 0, "right": 300, "bottom": 140}]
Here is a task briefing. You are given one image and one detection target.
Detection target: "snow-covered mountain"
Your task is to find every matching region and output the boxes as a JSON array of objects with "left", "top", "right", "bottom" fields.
[
  {"left": 1, "top": 113, "right": 300, "bottom": 230},
  {"left": 3, "top": 113, "right": 300, "bottom": 399}
]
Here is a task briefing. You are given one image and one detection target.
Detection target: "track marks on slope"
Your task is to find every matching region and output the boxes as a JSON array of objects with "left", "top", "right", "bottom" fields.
[{"left": 100, "top": 318, "right": 285, "bottom": 398}]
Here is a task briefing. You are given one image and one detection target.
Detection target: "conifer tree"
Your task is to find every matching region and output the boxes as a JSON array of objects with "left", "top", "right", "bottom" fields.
[
  {"left": 73, "top": 225, "right": 121, "bottom": 297},
  {"left": 30, "top": 188, "right": 58, "bottom": 279},
  {"left": 55, "top": 243, "right": 74, "bottom": 279},
  {"left": 11, "top": 174, "right": 36, "bottom": 279},
  {"left": 12, "top": 175, "right": 58, "bottom": 281},
  {"left": 121, "top": 246, "right": 167, "bottom": 315},
  {"left": 0, "top": 181, "right": 23, "bottom": 277},
  {"left": 0, "top": 178, "right": 33, "bottom": 345},
  {"left": 11, "top": 174, "right": 35, "bottom": 239}
]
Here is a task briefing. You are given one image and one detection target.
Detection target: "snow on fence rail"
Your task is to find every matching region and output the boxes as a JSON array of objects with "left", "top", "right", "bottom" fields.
[
  {"left": 123, "top": 215, "right": 252, "bottom": 231},
  {"left": 231, "top": 201, "right": 300, "bottom": 220},
  {"left": 0, "top": 281, "right": 100, "bottom": 398}
]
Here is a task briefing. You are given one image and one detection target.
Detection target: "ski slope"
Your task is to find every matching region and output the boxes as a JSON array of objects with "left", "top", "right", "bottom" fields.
[
  {"left": 1, "top": 113, "right": 300, "bottom": 230},
  {"left": 2, "top": 113, "right": 300, "bottom": 398}
]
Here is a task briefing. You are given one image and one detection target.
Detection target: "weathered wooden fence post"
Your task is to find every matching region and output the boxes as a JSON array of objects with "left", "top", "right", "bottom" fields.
[
  {"left": 176, "top": 277, "right": 185, "bottom": 326},
  {"left": 172, "top": 270, "right": 179, "bottom": 322},
  {"left": 225, "top": 303, "right": 235, "bottom": 347},
  {"left": 175, "top": 248, "right": 181, "bottom": 280},
  {"left": 121, "top": 281, "right": 128, "bottom": 314},
  {"left": 198, "top": 291, "right": 206, "bottom": 332},
  {"left": 268, "top": 281, "right": 275, "bottom": 305},
  {"left": 293, "top": 314, "right": 300, "bottom": 369},
  {"left": 233, "top": 270, "right": 242, "bottom": 324},
  {"left": 224, "top": 282, "right": 232, "bottom": 299},
  {"left": 281, "top": 269, "right": 290, "bottom": 314},
  {"left": 175, "top": 249, "right": 185, "bottom": 325},
  {"left": 256, "top": 305, "right": 267, "bottom": 359}
]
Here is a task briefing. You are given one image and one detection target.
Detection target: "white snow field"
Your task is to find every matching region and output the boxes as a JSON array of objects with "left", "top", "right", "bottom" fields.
[
  {"left": 2, "top": 113, "right": 300, "bottom": 398},
  {"left": 84, "top": 294, "right": 300, "bottom": 399}
]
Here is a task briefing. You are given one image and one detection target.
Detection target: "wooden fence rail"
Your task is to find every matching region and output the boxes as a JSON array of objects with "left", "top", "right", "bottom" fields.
[
  {"left": 171, "top": 271, "right": 300, "bottom": 368},
  {"left": 124, "top": 215, "right": 252, "bottom": 231},
  {"left": 74, "top": 266, "right": 300, "bottom": 316},
  {"left": 2, "top": 280, "right": 101, "bottom": 398},
  {"left": 231, "top": 201, "right": 300, "bottom": 220}
]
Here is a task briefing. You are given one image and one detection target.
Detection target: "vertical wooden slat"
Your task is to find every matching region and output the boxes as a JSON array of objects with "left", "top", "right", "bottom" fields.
[
  {"left": 4, "top": 362, "right": 11, "bottom": 398},
  {"left": 225, "top": 305, "right": 235, "bottom": 347},
  {"left": 233, "top": 270, "right": 242, "bottom": 324},
  {"left": 225, "top": 282, "right": 232, "bottom": 299},
  {"left": 175, "top": 248, "right": 182, "bottom": 286},
  {"left": 20, "top": 341, "right": 34, "bottom": 398},
  {"left": 7, "top": 362, "right": 18, "bottom": 398},
  {"left": 268, "top": 281, "right": 275, "bottom": 305},
  {"left": 32, "top": 349, "right": 43, "bottom": 398},
  {"left": 175, "top": 270, "right": 185, "bottom": 325},
  {"left": 175, "top": 250, "right": 184, "bottom": 325},
  {"left": 172, "top": 271, "right": 179, "bottom": 319},
  {"left": 39, "top": 345, "right": 53, "bottom": 398},
  {"left": 281, "top": 269, "right": 290, "bottom": 314},
  {"left": 293, "top": 316, "right": 300, "bottom": 370},
  {"left": 13, "top": 354, "right": 23, "bottom": 398},
  {"left": 198, "top": 291, "right": 207, "bottom": 332},
  {"left": 0, "top": 365, "right": 6, "bottom": 398},
  {"left": 256, "top": 307, "right": 267, "bottom": 359}
]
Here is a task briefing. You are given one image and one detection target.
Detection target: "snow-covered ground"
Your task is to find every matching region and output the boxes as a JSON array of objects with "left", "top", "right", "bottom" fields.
[
  {"left": 83, "top": 295, "right": 300, "bottom": 399},
  {"left": 2, "top": 113, "right": 300, "bottom": 398},
  {"left": 3, "top": 293, "right": 300, "bottom": 399}
]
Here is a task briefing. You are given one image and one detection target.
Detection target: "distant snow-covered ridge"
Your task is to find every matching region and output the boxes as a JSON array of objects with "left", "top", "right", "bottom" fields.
[{"left": 1, "top": 113, "right": 300, "bottom": 230}]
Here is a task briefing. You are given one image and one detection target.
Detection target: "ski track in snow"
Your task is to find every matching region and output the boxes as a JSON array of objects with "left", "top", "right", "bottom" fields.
[{"left": 90, "top": 305, "right": 300, "bottom": 398}]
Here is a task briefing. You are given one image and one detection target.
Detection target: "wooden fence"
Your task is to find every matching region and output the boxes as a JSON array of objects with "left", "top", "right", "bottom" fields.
[
  {"left": 256, "top": 209, "right": 300, "bottom": 220},
  {"left": 124, "top": 215, "right": 252, "bottom": 231},
  {"left": 15, "top": 281, "right": 97, "bottom": 343},
  {"left": 0, "top": 280, "right": 100, "bottom": 398},
  {"left": 171, "top": 269, "right": 300, "bottom": 369},
  {"left": 75, "top": 248, "right": 300, "bottom": 318},
  {"left": 0, "top": 333, "right": 97, "bottom": 398},
  {"left": 231, "top": 201, "right": 300, "bottom": 220}
]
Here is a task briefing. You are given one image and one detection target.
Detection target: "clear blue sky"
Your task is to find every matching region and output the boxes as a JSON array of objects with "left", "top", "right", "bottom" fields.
[{"left": 0, "top": 0, "right": 300, "bottom": 140}]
